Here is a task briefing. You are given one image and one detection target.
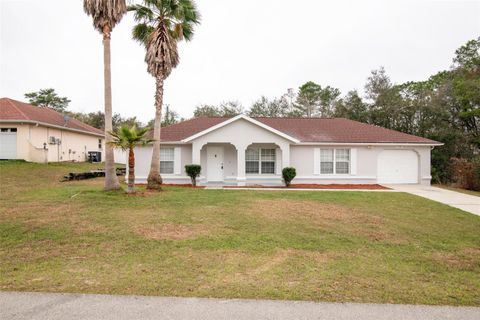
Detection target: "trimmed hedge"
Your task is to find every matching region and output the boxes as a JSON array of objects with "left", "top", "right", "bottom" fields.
[
  {"left": 185, "top": 164, "right": 202, "bottom": 187},
  {"left": 282, "top": 167, "right": 296, "bottom": 187}
]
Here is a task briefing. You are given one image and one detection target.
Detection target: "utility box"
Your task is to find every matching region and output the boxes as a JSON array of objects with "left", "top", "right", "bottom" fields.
[{"left": 87, "top": 151, "right": 102, "bottom": 163}]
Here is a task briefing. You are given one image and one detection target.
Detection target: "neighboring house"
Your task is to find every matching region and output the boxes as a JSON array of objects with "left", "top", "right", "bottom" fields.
[
  {"left": 0, "top": 98, "right": 104, "bottom": 163},
  {"left": 134, "top": 114, "right": 442, "bottom": 186}
]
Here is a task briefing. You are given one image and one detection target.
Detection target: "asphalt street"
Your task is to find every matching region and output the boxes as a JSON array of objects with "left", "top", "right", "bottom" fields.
[{"left": 1, "top": 292, "right": 479, "bottom": 320}]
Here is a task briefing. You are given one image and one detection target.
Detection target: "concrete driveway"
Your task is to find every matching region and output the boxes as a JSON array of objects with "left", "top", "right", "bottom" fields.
[
  {"left": 387, "top": 185, "right": 480, "bottom": 216},
  {"left": 1, "top": 292, "right": 479, "bottom": 320}
]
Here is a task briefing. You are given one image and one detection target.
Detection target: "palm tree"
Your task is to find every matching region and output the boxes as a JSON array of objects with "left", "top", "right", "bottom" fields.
[
  {"left": 84, "top": 0, "right": 127, "bottom": 191},
  {"left": 109, "top": 126, "right": 153, "bottom": 193},
  {"left": 129, "top": 0, "right": 200, "bottom": 190}
]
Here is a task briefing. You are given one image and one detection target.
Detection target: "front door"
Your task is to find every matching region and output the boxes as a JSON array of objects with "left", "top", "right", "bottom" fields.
[{"left": 207, "top": 146, "right": 224, "bottom": 182}]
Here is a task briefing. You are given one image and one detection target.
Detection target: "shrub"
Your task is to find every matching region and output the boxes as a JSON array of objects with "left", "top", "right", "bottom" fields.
[
  {"left": 282, "top": 167, "right": 296, "bottom": 187},
  {"left": 450, "top": 157, "right": 480, "bottom": 191},
  {"left": 185, "top": 164, "right": 202, "bottom": 187}
]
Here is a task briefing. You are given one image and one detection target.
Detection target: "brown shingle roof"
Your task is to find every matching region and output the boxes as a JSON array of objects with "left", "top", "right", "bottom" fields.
[
  {"left": 157, "top": 116, "right": 440, "bottom": 144},
  {"left": 256, "top": 117, "right": 440, "bottom": 144},
  {"left": 147, "top": 117, "right": 228, "bottom": 141},
  {"left": 0, "top": 98, "right": 104, "bottom": 136}
]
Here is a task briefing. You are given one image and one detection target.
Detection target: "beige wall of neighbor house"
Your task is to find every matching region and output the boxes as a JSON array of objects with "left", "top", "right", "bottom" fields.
[{"left": 0, "top": 123, "right": 104, "bottom": 163}]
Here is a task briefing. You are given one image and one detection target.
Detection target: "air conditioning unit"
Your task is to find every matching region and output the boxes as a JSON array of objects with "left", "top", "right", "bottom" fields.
[{"left": 48, "top": 136, "right": 56, "bottom": 144}]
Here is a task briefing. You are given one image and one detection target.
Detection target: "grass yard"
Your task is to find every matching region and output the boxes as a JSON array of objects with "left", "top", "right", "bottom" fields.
[{"left": 0, "top": 161, "right": 479, "bottom": 306}]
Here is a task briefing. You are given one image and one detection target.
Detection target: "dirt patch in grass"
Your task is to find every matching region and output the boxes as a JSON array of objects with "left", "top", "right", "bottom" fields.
[
  {"left": 251, "top": 199, "right": 377, "bottom": 224},
  {"left": 194, "top": 248, "right": 350, "bottom": 291},
  {"left": 431, "top": 248, "right": 480, "bottom": 270},
  {"left": 250, "top": 199, "right": 403, "bottom": 243},
  {"left": 1, "top": 202, "right": 105, "bottom": 234},
  {"left": 136, "top": 223, "right": 210, "bottom": 240}
]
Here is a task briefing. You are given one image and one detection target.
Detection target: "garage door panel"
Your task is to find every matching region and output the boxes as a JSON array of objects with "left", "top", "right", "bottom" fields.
[
  {"left": 377, "top": 150, "right": 418, "bottom": 184},
  {"left": 0, "top": 129, "right": 17, "bottom": 159}
]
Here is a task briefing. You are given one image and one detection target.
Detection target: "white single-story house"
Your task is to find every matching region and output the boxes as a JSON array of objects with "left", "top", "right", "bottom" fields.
[
  {"left": 0, "top": 98, "right": 104, "bottom": 163},
  {"left": 134, "top": 114, "right": 442, "bottom": 186}
]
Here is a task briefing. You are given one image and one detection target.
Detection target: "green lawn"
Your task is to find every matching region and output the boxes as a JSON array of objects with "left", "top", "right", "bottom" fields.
[{"left": 0, "top": 161, "right": 479, "bottom": 306}]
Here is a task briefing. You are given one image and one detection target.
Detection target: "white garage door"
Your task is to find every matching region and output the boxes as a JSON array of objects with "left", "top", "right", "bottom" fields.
[
  {"left": 0, "top": 128, "right": 17, "bottom": 160},
  {"left": 377, "top": 150, "right": 418, "bottom": 184}
]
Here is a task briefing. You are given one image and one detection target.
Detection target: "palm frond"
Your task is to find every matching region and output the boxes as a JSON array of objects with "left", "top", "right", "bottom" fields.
[
  {"left": 108, "top": 125, "right": 152, "bottom": 150},
  {"left": 132, "top": 23, "right": 154, "bottom": 45},
  {"left": 129, "top": 0, "right": 200, "bottom": 78},
  {"left": 145, "top": 26, "right": 179, "bottom": 78},
  {"left": 84, "top": 0, "right": 127, "bottom": 33}
]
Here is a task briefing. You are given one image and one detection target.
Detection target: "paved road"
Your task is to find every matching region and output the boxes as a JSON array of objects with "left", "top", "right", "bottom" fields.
[
  {"left": 388, "top": 185, "right": 480, "bottom": 216},
  {"left": 1, "top": 292, "right": 479, "bottom": 320}
]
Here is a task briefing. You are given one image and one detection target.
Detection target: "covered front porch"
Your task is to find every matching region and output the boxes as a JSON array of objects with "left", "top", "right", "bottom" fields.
[{"left": 193, "top": 142, "right": 290, "bottom": 186}]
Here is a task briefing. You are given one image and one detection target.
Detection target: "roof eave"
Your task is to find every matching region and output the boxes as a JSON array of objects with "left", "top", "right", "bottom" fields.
[
  {"left": 0, "top": 120, "right": 105, "bottom": 137},
  {"left": 295, "top": 142, "right": 443, "bottom": 146}
]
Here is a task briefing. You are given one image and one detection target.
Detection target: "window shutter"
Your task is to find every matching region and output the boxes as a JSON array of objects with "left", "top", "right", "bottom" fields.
[
  {"left": 350, "top": 148, "right": 357, "bottom": 175},
  {"left": 313, "top": 148, "right": 320, "bottom": 174},
  {"left": 174, "top": 147, "right": 181, "bottom": 174}
]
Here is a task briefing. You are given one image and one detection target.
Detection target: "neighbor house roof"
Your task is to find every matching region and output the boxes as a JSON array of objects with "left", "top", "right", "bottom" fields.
[
  {"left": 154, "top": 115, "right": 441, "bottom": 145},
  {"left": 0, "top": 98, "right": 104, "bottom": 136}
]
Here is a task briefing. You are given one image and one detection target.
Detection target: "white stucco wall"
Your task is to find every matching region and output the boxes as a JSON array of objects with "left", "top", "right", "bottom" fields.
[
  {"left": 290, "top": 145, "right": 432, "bottom": 185},
  {"left": 131, "top": 118, "right": 434, "bottom": 186},
  {"left": 133, "top": 144, "right": 193, "bottom": 184},
  {"left": 0, "top": 123, "right": 104, "bottom": 163},
  {"left": 190, "top": 119, "right": 293, "bottom": 185}
]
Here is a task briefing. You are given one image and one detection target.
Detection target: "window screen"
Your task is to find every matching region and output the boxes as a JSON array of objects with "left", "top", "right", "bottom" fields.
[
  {"left": 320, "top": 149, "right": 334, "bottom": 174},
  {"left": 245, "top": 149, "right": 259, "bottom": 174},
  {"left": 261, "top": 149, "right": 275, "bottom": 174},
  {"left": 245, "top": 148, "right": 276, "bottom": 174},
  {"left": 335, "top": 149, "right": 350, "bottom": 174},
  {"left": 160, "top": 148, "right": 175, "bottom": 174}
]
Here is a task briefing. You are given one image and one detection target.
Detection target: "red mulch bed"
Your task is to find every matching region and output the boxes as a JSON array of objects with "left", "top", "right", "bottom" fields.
[
  {"left": 134, "top": 184, "right": 205, "bottom": 189},
  {"left": 161, "top": 184, "right": 206, "bottom": 189},
  {"left": 225, "top": 184, "right": 389, "bottom": 190}
]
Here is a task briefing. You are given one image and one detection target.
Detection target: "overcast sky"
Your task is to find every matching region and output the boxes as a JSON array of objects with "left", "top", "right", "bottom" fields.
[{"left": 1, "top": 0, "right": 479, "bottom": 123}]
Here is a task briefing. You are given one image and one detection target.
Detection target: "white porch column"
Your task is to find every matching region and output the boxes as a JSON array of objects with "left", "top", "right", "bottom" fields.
[
  {"left": 236, "top": 143, "right": 247, "bottom": 186},
  {"left": 280, "top": 143, "right": 290, "bottom": 169},
  {"left": 192, "top": 142, "right": 202, "bottom": 165}
]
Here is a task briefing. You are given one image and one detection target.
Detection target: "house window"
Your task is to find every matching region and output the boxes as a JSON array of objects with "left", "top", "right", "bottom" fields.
[
  {"left": 320, "top": 149, "right": 334, "bottom": 174},
  {"left": 335, "top": 149, "right": 350, "bottom": 174},
  {"left": 320, "top": 148, "right": 350, "bottom": 174},
  {"left": 261, "top": 149, "right": 276, "bottom": 174},
  {"left": 98, "top": 139, "right": 102, "bottom": 149},
  {"left": 160, "top": 148, "right": 175, "bottom": 174},
  {"left": 245, "top": 148, "right": 276, "bottom": 174},
  {"left": 245, "top": 149, "right": 260, "bottom": 174}
]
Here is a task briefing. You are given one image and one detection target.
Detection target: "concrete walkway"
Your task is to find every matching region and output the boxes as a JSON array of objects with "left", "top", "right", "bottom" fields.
[
  {"left": 1, "top": 292, "right": 479, "bottom": 320},
  {"left": 387, "top": 185, "right": 480, "bottom": 216}
]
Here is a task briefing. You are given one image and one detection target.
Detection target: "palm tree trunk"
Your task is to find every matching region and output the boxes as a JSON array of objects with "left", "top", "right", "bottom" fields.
[
  {"left": 103, "top": 26, "right": 121, "bottom": 191},
  {"left": 147, "top": 76, "right": 164, "bottom": 190},
  {"left": 127, "top": 147, "right": 135, "bottom": 193}
]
